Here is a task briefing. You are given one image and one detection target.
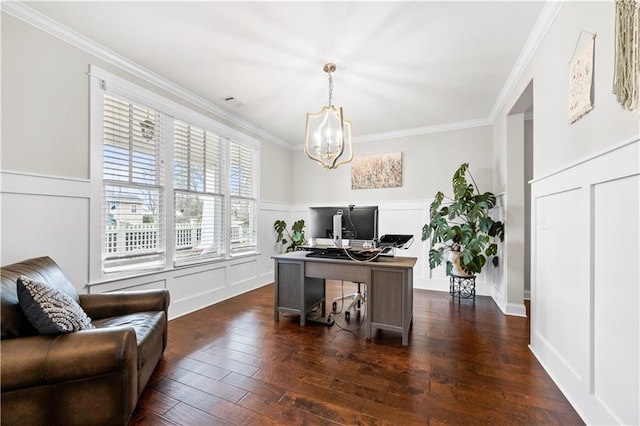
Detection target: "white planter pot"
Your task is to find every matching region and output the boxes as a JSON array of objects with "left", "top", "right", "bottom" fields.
[{"left": 448, "top": 250, "right": 473, "bottom": 277}]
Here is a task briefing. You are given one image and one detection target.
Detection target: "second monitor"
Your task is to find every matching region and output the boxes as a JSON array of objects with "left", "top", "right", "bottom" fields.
[{"left": 308, "top": 205, "right": 378, "bottom": 247}]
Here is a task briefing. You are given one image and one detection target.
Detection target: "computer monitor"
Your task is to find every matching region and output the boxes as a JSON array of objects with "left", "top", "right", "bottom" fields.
[{"left": 308, "top": 205, "right": 378, "bottom": 246}]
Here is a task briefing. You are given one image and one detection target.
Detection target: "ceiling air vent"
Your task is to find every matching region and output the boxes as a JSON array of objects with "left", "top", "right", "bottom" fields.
[{"left": 221, "top": 96, "right": 245, "bottom": 108}]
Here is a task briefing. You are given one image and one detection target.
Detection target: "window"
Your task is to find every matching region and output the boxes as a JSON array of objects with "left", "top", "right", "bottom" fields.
[
  {"left": 229, "top": 141, "right": 258, "bottom": 254},
  {"left": 173, "top": 120, "right": 225, "bottom": 264},
  {"left": 102, "top": 93, "right": 164, "bottom": 273},
  {"left": 91, "top": 66, "right": 260, "bottom": 280}
]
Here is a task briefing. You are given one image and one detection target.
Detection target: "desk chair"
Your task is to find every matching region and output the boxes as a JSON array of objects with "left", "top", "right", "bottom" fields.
[{"left": 331, "top": 282, "right": 365, "bottom": 320}]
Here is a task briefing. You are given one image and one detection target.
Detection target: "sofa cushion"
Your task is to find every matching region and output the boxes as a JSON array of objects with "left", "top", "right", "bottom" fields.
[
  {"left": 92, "top": 311, "right": 165, "bottom": 370},
  {"left": 17, "top": 276, "right": 94, "bottom": 335},
  {"left": 2, "top": 256, "right": 81, "bottom": 340}
]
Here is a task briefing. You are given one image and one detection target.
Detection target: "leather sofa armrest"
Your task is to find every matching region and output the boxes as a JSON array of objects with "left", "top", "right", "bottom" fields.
[
  {"left": 1, "top": 327, "right": 137, "bottom": 392},
  {"left": 80, "top": 289, "right": 170, "bottom": 320}
]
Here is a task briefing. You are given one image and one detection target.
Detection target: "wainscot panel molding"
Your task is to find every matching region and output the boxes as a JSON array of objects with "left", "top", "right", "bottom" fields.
[
  {"left": 1, "top": 170, "right": 91, "bottom": 198},
  {"left": 260, "top": 200, "right": 293, "bottom": 276},
  {"left": 292, "top": 200, "right": 500, "bottom": 297},
  {"left": 530, "top": 137, "right": 639, "bottom": 425},
  {"left": 0, "top": 172, "right": 283, "bottom": 320},
  {"left": 230, "top": 258, "right": 259, "bottom": 287}
]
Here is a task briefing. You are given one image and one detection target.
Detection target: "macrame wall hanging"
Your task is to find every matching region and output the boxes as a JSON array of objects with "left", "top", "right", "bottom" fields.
[
  {"left": 613, "top": 0, "right": 640, "bottom": 112},
  {"left": 568, "top": 32, "right": 596, "bottom": 123}
]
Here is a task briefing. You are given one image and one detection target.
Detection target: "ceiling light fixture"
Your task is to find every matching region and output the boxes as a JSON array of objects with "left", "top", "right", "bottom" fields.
[{"left": 304, "top": 63, "right": 353, "bottom": 169}]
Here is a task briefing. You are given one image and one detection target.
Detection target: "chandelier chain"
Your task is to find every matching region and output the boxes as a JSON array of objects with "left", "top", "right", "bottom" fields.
[{"left": 327, "top": 73, "right": 333, "bottom": 107}]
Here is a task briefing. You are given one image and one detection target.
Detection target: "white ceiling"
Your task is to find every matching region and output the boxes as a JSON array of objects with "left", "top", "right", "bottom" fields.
[{"left": 23, "top": 1, "right": 547, "bottom": 148}]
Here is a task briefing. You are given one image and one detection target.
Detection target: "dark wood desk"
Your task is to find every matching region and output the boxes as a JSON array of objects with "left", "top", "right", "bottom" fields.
[{"left": 272, "top": 251, "right": 417, "bottom": 345}]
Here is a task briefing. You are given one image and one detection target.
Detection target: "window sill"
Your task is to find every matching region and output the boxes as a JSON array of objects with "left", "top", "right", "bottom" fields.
[{"left": 88, "top": 252, "right": 261, "bottom": 288}]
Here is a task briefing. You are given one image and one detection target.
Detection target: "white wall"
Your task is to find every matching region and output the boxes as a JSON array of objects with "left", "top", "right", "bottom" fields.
[
  {"left": 292, "top": 126, "right": 495, "bottom": 204},
  {"left": 290, "top": 125, "right": 500, "bottom": 295},
  {"left": 524, "top": 117, "right": 533, "bottom": 298},
  {"left": 0, "top": 12, "right": 293, "bottom": 319},
  {"left": 493, "top": 1, "right": 640, "bottom": 424}
]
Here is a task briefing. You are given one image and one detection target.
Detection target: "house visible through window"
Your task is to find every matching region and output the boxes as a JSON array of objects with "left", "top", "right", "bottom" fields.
[{"left": 94, "top": 68, "right": 260, "bottom": 279}]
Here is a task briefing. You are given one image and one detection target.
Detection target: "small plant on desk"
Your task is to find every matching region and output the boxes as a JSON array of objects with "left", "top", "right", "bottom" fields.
[{"left": 274, "top": 219, "right": 306, "bottom": 252}]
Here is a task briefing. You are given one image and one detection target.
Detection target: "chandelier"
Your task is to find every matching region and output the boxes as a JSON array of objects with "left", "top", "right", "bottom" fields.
[{"left": 304, "top": 63, "right": 353, "bottom": 169}]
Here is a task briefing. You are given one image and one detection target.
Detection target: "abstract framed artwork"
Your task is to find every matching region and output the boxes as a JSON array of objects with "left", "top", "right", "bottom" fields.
[{"left": 351, "top": 152, "right": 402, "bottom": 189}]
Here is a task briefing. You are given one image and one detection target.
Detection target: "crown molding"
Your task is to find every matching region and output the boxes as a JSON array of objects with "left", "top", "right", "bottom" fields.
[
  {"left": 489, "top": 1, "right": 564, "bottom": 123},
  {"left": 292, "top": 117, "right": 492, "bottom": 151},
  {"left": 2, "top": 0, "right": 562, "bottom": 152},
  {"left": 353, "top": 118, "right": 492, "bottom": 144},
  {"left": 1, "top": 1, "right": 291, "bottom": 150}
]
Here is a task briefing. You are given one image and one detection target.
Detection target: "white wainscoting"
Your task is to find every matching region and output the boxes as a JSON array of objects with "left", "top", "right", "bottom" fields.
[
  {"left": 0, "top": 171, "right": 288, "bottom": 320},
  {"left": 293, "top": 200, "right": 501, "bottom": 296},
  {"left": 1, "top": 190, "right": 90, "bottom": 288},
  {"left": 530, "top": 137, "right": 639, "bottom": 425},
  {"left": 1, "top": 171, "right": 514, "bottom": 321}
]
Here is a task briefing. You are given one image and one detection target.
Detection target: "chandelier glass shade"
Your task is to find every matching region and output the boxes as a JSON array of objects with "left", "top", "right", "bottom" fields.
[{"left": 304, "top": 63, "right": 353, "bottom": 169}]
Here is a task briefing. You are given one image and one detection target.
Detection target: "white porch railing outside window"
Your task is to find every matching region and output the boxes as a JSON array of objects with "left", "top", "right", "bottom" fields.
[{"left": 105, "top": 223, "right": 245, "bottom": 256}]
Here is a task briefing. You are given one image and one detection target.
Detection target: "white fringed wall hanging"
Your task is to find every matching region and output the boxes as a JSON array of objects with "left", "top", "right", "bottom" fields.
[
  {"left": 613, "top": 0, "right": 640, "bottom": 112},
  {"left": 568, "top": 32, "right": 596, "bottom": 123}
]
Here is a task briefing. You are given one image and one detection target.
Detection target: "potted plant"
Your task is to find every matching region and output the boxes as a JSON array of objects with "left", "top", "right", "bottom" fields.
[
  {"left": 422, "top": 163, "right": 504, "bottom": 277},
  {"left": 274, "top": 219, "right": 307, "bottom": 252}
]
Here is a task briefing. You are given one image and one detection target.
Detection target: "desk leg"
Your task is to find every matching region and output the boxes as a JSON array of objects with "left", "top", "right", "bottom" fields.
[
  {"left": 299, "top": 275, "right": 305, "bottom": 326},
  {"left": 365, "top": 277, "right": 372, "bottom": 342},
  {"left": 402, "top": 319, "right": 411, "bottom": 346},
  {"left": 274, "top": 263, "right": 279, "bottom": 322}
]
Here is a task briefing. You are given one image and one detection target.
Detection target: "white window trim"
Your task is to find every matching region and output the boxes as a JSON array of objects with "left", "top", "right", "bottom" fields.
[
  {"left": 89, "top": 65, "right": 260, "bottom": 284},
  {"left": 228, "top": 140, "right": 259, "bottom": 255}
]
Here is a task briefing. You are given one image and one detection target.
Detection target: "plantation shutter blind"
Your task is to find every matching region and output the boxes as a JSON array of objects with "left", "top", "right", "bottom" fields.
[
  {"left": 173, "top": 119, "right": 225, "bottom": 264},
  {"left": 102, "top": 93, "right": 165, "bottom": 272},
  {"left": 229, "top": 140, "right": 258, "bottom": 254}
]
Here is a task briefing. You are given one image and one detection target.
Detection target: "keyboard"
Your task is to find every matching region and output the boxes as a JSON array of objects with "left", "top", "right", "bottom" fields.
[
  {"left": 305, "top": 249, "right": 380, "bottom": 261},
  {"left": 305, "top": 250, "right": 351, "bottom": 259}
]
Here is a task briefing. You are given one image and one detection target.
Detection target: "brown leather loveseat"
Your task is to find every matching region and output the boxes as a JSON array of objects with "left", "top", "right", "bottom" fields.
[{"left": 1, "top": 256, "right": 170, "bottom": 425}]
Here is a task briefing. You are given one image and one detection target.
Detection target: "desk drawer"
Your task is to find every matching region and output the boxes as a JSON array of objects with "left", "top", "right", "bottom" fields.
[{"left": 305, "top": 262, "right": 367, "bottom": 282}]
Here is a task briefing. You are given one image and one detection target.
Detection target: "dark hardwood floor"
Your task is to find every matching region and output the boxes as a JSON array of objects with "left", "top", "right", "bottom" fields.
[{"left": 130, "top": 281, "right": 583, "bottom": 425}]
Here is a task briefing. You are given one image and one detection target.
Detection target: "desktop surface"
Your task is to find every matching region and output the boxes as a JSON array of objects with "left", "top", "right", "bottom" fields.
[{"left": 273, "top": 249, "right": 416, "bottom": 268}]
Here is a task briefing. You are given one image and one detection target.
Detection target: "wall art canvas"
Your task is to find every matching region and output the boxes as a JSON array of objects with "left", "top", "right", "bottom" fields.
[
  {"left": 568, "top": 36, "right": 595, "bottom": 123},
  {"left": 351, "top": 152, "right": 402, "bottom": 190}
]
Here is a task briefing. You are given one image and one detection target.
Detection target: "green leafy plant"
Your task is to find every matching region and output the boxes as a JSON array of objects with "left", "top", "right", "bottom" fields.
[
  {"left": 422, "top": 163, "right": 504, "bottom": 276},
  {"left": 274, "top": 219, "right": 306, "bottom": 252}
]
